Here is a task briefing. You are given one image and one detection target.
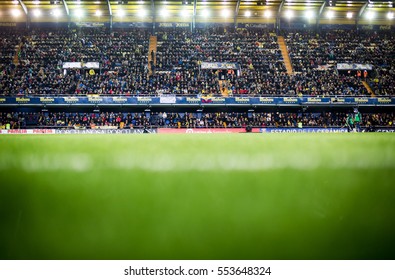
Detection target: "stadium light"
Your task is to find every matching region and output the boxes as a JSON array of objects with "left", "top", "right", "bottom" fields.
[
  {"left": 117, "top": 9, "right": 125, "bottom": 17},
  {"left": 180, "top": 8, "right": 190, "bottom": 18},
  {"left": 202, "top": 9, "right": 210, "bottom": 18},
  {"left": 387, "top": 12, "right": 394, "bottom": 19},
  {"left": 75, "top": 9, "right": 84, "bottom": 18},
  {"left": 346, "top": 12, "right": 353, "bottom": 19},
  {"left": 11, "top": 9, "right": 21, "bottom": 17},
  {"left": 264, "top": 10, "right": 272, "bottom": 18},
  {"left": 52, "top": 9, "right": 61, "bottom": 18},
  {"left": 138, "top": 8, "right": 147, "bottom": 18},
  {"left": 33, "top": 0, "right": 40, "bottom": 4},
  {"left": 285, "top": 10, "right": 294, "bottom": 19},
  {"left": 221, "top": 9, "right": 230, "bottom": 18},
  {"left": 245, "top": 11, "right": 251, "bottom": 17},
  {"left": 33, "top": 9, "right": 42, "bottom": 17},
  {"left": 95, "top": 10, "right": 102, "bottom": 17},
  {"left": 12, "top": 0, "right": 18, "bottom": 5},
  {"left": 305, "top": 10, "right": 315, "bottom": 19},
  {"left": 366, "top": 11, "right": 375, "bottom": 20},
  {"left": 326, "top": 10, "right": 334, "bottom": 19},
  {"left": 160, "top": 8, "right": 169, "bottom": 17}
]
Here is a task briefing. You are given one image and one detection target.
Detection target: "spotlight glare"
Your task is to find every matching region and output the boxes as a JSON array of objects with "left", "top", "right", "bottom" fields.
[
  {"left": 285, "top": 10, "right": 294, "bottom": 19},
  {"left": 33, "top": 9, "right": 42, "bottom": 17},
  {"left": 202, "top": 9, "right": 210, "bottom": 18},
  {"left": 264, "top": 10, "right": 271, "bottom": 18},
  {"left": 139, "top": 8, "right": 147, "bottom": 18},
  {"left": 117, "top": 9, "right": 125, "bottom": 17},
  {"left": 180, "top": 9, "right": 190, "bottom": 18},
  {"left": 11, "top": 9, "right": 21, "bottom": 17},
  {"left": 53, "top": 9, "right": 61, "bottom": 18},
  {"left": 387, "top": 12, "right": 394, "bottom": 19},
  {"left": 305, "top": 10, "right": 314, "bottom": 19},
  {"left": 160, "top": 8, "right": 169, "bottom": 17},
  {"left": 95, "top": 10, "right": 102, "bottom": 17},
  {"left": 221, "top": 9, "right": 230, "bottom": 18},
  {"left": 346, "top": 12, "right": 353, "bottom": 19},
  {"left": 366, "top": 11, "right": 375, "bottom": 20},
  {"left": 327, "top": 10, "right": 334, "bottom": 19},
  {"left": 75, "top": 9, "right": 83, "bottom": 18},
  {"left": 245, "top": 11, "right": 251, "bottom": 18}
]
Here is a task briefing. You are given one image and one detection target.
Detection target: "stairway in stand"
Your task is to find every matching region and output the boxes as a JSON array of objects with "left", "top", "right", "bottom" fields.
[
  {"left": 13, "top": 42, "right": 23, "bottom": 66},
  {"left": 277, "top": 36, "right": 293, "bottom": 75},
  {"left": 362, "top": 80, "right": 375, "bottom": 97},
  {"left": 148, "top": 36, "right": 157, "bottom": 77}
]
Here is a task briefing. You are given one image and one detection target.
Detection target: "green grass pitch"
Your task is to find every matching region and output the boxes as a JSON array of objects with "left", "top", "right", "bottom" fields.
[{"left": 0, "top": 133, "right": 394, "bottom": 260}]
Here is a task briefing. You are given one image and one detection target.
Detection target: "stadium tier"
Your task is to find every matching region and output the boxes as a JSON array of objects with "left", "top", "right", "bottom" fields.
[{"left": 0, "top": 28, "right": 394, "bottom": 97}]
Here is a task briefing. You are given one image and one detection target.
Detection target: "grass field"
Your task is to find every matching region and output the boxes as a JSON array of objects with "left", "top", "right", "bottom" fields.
[{"left": 0, "top": 133, "right": 394, "bottom": 260}]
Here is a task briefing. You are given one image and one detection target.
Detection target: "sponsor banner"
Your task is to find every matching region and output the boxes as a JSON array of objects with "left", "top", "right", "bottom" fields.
[
  {"left": 201, "top": 62, "right": 238, "bottom": 70},
  {"left": 374, "top": 128, "right": 395, "bottom": 133},
  {"left": 55, "top": 129, "right": 157, "bottom": 134},
  {"left": 0, "top": 97, "right": 394, "bottom": 106},
  {"left": 184, "top": 97, "right": 201, "bottom": 104},
  {"left": 201, "top": 97, "right": 227, "bottom": 104},
  {"left": 337, "top": 63, "right": 373, "bottom": 70},
  {"left": 260, "top": 128, "right": 348, "bottom": 133},
  {"left": 160, "top": 96, "right": 176, "bottom": 104},
  {"left": 75, "top": 22, "right": 105, "bottom": 28},
  {"left": 158, "top": 128, "right": 260, "bottom": 134},
  {"left": 156, "top": 23, "right": 190, "bottom": 28},
  {"left": 1, "top": 129, "right": 55, "bottom": 134},
  {"left": 281, "top": 97, "right": 300, "bottom": 104}
]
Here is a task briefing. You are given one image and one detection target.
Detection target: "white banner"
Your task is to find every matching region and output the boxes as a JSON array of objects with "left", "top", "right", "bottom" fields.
[
  {"left": 83, "top": 62, "right": 100, "bottom": 69},
  {"left": 0, "top": 260, "right": 394, "bottom": 280},
  {"left": 63, "top": 62, "right": 100, "bottom": 69},
  {"left": 160, "top": 96, "right": 176, "bottom": 104},
  {"left": 337, "top": 63, "right": 373, "bottom": 70},
  {"left": 201, "top": 62, "right": 238, "bottom": 70},
  {"left": 62, "top": 62, "right": 81, "bottom": 69}
]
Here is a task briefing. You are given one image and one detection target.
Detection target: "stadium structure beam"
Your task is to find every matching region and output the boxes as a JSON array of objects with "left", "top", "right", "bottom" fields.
[
  {"left": 316, "top": 1, "right": 326, "bottom": 28},
  {"left": 61, "top": 0, "right": 70, "bottom": 16},
  {"left": 356, "top": 1, "right": 368, "bottom": 26},
  {"left": 106, "top": 0, "right": 113, "bottom": 29},
  {"left": 193, "top": 0, "right": 197, "bottom": 32},
  {"left": 17, "top": 0, "right": 29, "bottom": 28},
  {"left": 234, "top": 0, "right": 241, "bottom": 27},
  {"left": 276, "top": 0, "right": 285, "bottom": 32},
  {"left": 62, "top": 0, "right": 70, "bottom": 28},
  {"left": 18, "top": 0, "right": 28, "bottom": 16}
]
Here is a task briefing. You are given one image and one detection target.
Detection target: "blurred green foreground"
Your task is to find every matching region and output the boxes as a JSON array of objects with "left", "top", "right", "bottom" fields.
[{"left": 0, "top": 133, "right": 394, "bottom": 259}]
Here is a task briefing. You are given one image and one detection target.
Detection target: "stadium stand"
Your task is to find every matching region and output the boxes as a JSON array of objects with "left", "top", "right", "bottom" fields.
[{"left": 0, "top": 28, "right": 393, "bottom": 97}]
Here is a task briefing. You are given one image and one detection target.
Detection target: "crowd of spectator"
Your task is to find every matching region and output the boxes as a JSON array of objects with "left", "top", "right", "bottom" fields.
[
  {"left": 0, "top": 28, "right": 394, "bottom": 97},
  {"left": 285, "top": 30, "right": 395, "bottom": 96},
  {"left": 1, "top": 111, "right": 393, "bottom": 130}
]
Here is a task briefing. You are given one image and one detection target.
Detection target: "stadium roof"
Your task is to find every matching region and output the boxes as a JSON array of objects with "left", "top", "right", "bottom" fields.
[{"left": 0, "top": 0, "right": 394, "bottom": 26}]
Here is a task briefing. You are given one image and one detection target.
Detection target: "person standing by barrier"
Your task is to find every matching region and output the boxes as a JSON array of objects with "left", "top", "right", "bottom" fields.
[
  {"left": 346, "top": 113, "right": 354, "bottom": 132},
  {"left": 354, "top": 110, "right": 362, "bottom": 132}
]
